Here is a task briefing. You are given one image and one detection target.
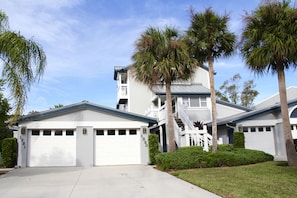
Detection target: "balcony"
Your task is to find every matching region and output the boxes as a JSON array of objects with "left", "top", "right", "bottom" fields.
[{"left": 117, "top": 84, "right": 128, "bottom": 104}]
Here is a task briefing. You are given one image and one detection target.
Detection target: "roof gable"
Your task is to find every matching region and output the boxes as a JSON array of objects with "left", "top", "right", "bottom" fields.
[{"left": 18, "top": 101, "right": 157, "bottom": 124}]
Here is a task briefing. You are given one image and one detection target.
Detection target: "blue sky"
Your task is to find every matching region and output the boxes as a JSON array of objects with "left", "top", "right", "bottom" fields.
[{"left": 1, "top": 0, "right": 296, "bottom": 113}]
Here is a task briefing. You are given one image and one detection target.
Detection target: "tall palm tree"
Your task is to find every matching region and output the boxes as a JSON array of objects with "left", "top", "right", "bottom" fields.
[
  {"left": 187, "top": 8, "right": 236, "bottom": 152},
  {"left": 0, "top": 11, "right": 46, "bottom": 117},
  {"left": 239, "top": 0, "right": 297, "bottom": 166},
  {"left": 132, "top": 27, "right": 197, "bottom": 152}
]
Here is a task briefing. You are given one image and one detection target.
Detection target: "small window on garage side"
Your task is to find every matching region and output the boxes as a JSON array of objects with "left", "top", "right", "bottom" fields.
[
  {"left": 55, "top": 130, "right": 63, "bottom": 136},
  {"left": 108, "top": 130, "right": 115, "bottom": 135},
  {"left": 66, "top": 130, "right": 74, "bottom": 136},
  {"left": 119, "top": 129, "right": 126, "bottom": 135},
  {"left": 129, "top": 129, "right": 137, "bottom": 135},
  {"left": 32, "top": 130, "right": 40, "bottom": 136},
  {"left": 43, "top": 130, "right": 51, "bottom": 136},
  {"left": 96, "top": 130, "right": 104, "bottom": 136}
]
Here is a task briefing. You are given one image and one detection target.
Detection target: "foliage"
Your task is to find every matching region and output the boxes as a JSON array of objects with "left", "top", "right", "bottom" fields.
[
  {"left": 1, "top": 138, "right": 17, "bottom": 168},
  {"left": 0, "top": 86, "right": 12, "bottom": 153},
  {"left": 209, "top": 144, "right": 234, "bottom": 152},
  {"left": 216, "top": 73, "right": 259, "bottom": 107},
  {"left": 0, "top": 10, "right": 46, "bottom": 116},
  {"left": 50, "top": 104, "right": 64, "bottom": 109},
  {"left": 173, "top": 161, "right": 297, "bottom": 198},
  {"left": 186, "top": 7, "right": 236, "bottom": 152},
  {"left": 239, "top": 0, "right": 297, "bottom": 166},
  {"left": 233, "top": 132, "right": 245, "bottom": 148},
  {"left": 193, "top": 120, "right": 203, "bottom": 129},
  {"left": 148, "top": 134, "right": 160, "bottom": 164},
  {"left": 131, "top": 26, "right": 197, "bottom": 152},
  {"left": 155, "top": 145, "right": 273, "bottom": 171}
]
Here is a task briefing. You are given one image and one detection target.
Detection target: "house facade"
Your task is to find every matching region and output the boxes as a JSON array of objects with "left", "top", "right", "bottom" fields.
[
  {"left": 15, "top": 101, "right": 157, "bottom": 167},
  {"left": 114, "top": 65, "right": 297, "bottom": 160}
]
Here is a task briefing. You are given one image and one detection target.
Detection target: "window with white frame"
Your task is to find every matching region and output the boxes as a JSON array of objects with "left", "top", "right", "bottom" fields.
[{"left": 182, "top": 96, "right": 207, "bottom": 108}]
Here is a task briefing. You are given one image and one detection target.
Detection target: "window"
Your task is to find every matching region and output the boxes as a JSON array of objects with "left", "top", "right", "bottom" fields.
[
  {"left": 266, "top": 127, "right": 271, "bottom": 132},
  {"left": 96, "top": 130, "right": 104, "bottom": 136},
  {"left": 43, "top": 130, "right": 51, "bottom": 136},
  {"left": 182, "top": 97, "right": 207, "bottom": 107},
  {"left": 129, "top": 129, "right": 137, "bottom": 135},
  {"left": 119, "top": 130, "right": 126, "bottom": 135},
  {"left": 250, "top": 127, "right": 256, "bottom": 132},
  {"left": 243, "top": 127, "right": 248, "bottom": 132},
  {"left": 32, "top": 130, "right": 40, "bottom": 136},
  {"left": 258, "top": 127, "right": 264, "bottom": 132},
  {"left": 55, "top": 130, "right": 63, "bottom": 136},
  {"left": 66, "top": 130, "right": 74, "bottom": 136},
  {"left": 108, "top": 130, "right": 115, "bottom": 135}
]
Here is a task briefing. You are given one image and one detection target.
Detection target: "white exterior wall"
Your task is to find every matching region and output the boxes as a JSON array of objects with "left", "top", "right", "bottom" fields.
[
  {"left": 128, "top": 70, "right": 154, "bottom": 115},
  {"left": 17, "top": 109, "right": 150, "bottom": 167}
]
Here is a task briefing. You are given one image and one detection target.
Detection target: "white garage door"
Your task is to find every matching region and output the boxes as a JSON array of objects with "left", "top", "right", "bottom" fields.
[
  {"left": 28, "top": 129, "right": 76, "bottom": 167},
  {"left": 95, "top": 129, "right": 141, "bottom": 166}
]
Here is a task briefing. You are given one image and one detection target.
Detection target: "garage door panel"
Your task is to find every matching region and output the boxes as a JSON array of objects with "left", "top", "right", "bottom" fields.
[
  {"left": 29, "top": 130, "right": 76, "bottom": 167},
  {"left": 95, "top": 130, "right": 140, "bottom": 166}
]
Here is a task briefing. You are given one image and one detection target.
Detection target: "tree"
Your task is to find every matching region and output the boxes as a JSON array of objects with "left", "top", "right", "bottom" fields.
[
  {"left": 216, "top": 73, "right": 259, "bottom": 107},
  {"left": 0, "top": 81, "right": 11, "bottom": 153},
  {"left": 50, "top": 104, "right": 64, "bottom": 109},
  {"left": 132, "top": 27, "right": 197, "bottom": 152},
  {"left": 239, "top": 0, "right": 297, "bottom": 166},
  {"left": 0, "top": 10, "right": 46, "bottom": 117},
  {"left": 187, "top": 8, "right": 236, "bottom": 152}
]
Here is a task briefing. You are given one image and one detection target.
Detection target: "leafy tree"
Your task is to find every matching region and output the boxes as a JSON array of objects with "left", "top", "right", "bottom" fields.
[
  {"left": 187, "top": 8, "right": 236, "bottom": 152},
  {"left": 239, "top": 0, "right": 297, "bottom": 166},
  {"left": 216, "top": 73, "right": 259, "bottom": 107},
  {"left": 132, "top": 27, "right": 197, "bottom": 152},
  {"left": 50, "top": 104, "right": 64, "bottom": 109},
  {"left": 0, "top": 10, "right": 46, "bottom": 117},
  {"left": 0, "top": 81, "right": 11, "bottom": 153}
]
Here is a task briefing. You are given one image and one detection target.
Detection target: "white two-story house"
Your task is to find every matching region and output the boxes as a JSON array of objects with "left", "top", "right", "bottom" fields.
[{"left": 114, "top": 65, "right": 297, "bottom": 160}]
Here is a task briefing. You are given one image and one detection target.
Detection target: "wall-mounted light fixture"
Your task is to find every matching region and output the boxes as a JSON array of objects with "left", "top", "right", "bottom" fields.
[
  {"left": 21, "top": 127, "right": 26, "bottom": 135},
  {"left": 82, "top": 128, "right": 87, "bottom": 135}
]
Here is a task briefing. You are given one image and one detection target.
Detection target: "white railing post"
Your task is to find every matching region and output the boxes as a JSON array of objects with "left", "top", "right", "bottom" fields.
[
  {"left": 203, "top": 125, "right": 209, "bottom": 151},
  {"left": 185, "top": 126, "right": 190, "bottom": 146}
]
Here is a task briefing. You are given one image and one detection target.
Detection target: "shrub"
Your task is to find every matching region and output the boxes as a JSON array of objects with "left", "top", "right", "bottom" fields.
[
  {"left": 209, "top": 144, "right": 234, "bottom": 152},
  {"left": 233, "top": 132, "right": 245, "bottom": 148},
  {"left": 148, "top": 134, "right": 160, "bottom": 164},
  {"left": 155, "top": 146, "right": 274, "bottom": 171},
  {"left": 2, "top": 138, "right": 17, "bottom": 168}
]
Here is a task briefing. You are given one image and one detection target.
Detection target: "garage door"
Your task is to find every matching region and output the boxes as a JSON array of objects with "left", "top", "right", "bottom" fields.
[
  {"left": 28, "top": 129, "right": 76, "bottom": 167},
  {"left": 95, "top": 129, "right": 141, "bottom": 166}
]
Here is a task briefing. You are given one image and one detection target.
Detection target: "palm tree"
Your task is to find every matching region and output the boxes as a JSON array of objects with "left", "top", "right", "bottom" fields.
[
  {"left": 0, "top": 10, "right": 46, "bottom": 117},
  {"left": 239, "top": 0, "right": 297, "bottom": 166},
  {"left": 132, "top": 26, "right": 197, "bottom": 152},
  {"left": 186, "top": 8, "right": 236, "bottom": 152}
]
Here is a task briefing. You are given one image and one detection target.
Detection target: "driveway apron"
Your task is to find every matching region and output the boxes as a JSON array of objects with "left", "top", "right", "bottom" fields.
[{"left": 0, "top": 165, "right": 221, "bottom": 198}]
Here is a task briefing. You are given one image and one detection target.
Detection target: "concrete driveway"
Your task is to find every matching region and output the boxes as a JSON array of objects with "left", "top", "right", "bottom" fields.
[{"left": 0, "top": 165, "right": 221, "bottom": 198}]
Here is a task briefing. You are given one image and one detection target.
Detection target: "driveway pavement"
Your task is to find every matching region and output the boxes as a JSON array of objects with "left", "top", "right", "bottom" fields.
[{"left": 0, "top": 165, "right": 221, "bottom": 198}]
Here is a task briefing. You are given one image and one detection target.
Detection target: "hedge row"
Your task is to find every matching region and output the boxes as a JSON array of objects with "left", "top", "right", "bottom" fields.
[
  {"left": 2, "top": 138, "right": 17, "bottom": 168},
  {"left": 155, "top": 145, "right": 274, "bottom": 171}
]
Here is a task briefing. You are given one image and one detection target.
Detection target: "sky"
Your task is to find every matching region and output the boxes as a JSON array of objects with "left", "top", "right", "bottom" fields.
[{"left": 0, "top": 0, "right": 296, "bottom": 113}]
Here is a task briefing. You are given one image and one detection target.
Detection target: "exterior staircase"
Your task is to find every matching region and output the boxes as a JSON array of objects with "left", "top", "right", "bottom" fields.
[{"left": 175, "top": 118, "right": 185, "bottom": 131}]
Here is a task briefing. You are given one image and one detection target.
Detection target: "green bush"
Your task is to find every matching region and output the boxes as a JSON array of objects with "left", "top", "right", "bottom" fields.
[
  {"left": 155, "top": 146, "right": 274, "bottom": 171},
  {"left": 148, "top": 134, "right": 160, "bottom": 164},
  {"left": 2, "top": 138, "right": 17, "bottom": 168},
  {"left": 209, "top": 144, "right": 234, "bottom": 152},
  {"left": 233, "top": 132, "right": 245, "bottom": 148}
]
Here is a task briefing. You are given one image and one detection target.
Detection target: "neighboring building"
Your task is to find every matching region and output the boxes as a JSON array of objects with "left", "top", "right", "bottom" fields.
[{"left": 15, "top": 101, "right": 157, "bottom": 167}]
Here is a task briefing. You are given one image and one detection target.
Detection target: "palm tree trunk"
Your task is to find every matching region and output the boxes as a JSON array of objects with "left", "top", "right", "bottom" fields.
[
  {"left": 166, "top": 82, "right": 176, "bottom": 152},
  {"left": 277, "top": 70, "right": 297, "bottom": 166},
  {"left": 208, "top": 56, "right": 218, "bottom": 152}
]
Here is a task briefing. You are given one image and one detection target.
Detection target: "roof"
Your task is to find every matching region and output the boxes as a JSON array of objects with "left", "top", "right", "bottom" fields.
[
  {"left": 216, "top": 100, "right": 252, "bottom": 112},
  {"left": 114, "top": 66, "right": 130, "bottom": 80},
  {"left": 18, "top": 101, "right": 157, "bottom": 124},
  {"left": 152, "top": 84, "right": 210, "bottom": 96},
  {"left": 214, "top": 98, "right": 297, "bottom": 126}
]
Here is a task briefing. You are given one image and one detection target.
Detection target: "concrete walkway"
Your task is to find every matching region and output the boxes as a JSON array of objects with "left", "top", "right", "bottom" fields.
[{"left": 0, "top": 165, "right": 221, "bottom": 198}]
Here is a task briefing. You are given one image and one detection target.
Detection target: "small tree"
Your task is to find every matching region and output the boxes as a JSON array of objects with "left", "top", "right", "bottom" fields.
[
  {"left": 216, "top": 73, "right": 259, "bottom": 107},
  {"left": 2, "top": 138, "right": 17, "bottom": 168}
]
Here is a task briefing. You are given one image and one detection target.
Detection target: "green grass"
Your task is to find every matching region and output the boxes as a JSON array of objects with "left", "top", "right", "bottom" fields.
[{"left": 171, "top": 161, "right": 297, "bottom": 198}]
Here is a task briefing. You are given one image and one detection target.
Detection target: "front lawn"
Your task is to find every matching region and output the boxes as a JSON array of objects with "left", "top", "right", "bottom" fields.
[{"left": 172, "top": 161, "right": 297, "bottom": 198}]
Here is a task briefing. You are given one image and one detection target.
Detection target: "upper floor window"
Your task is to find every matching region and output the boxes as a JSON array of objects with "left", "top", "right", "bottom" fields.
[{"left": 182, "top": 97, "right": 207, "bottom": 108}]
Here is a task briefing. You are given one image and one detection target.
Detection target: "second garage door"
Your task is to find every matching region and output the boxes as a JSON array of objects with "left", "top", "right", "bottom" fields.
[{"left": 95, "top": 129, "right": 141, "bottom": 166}]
